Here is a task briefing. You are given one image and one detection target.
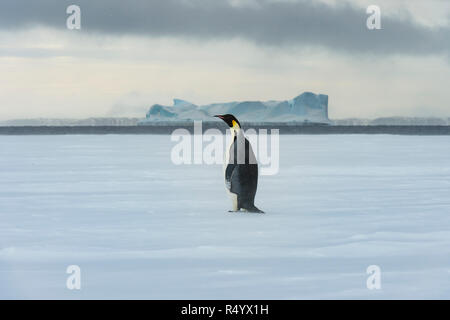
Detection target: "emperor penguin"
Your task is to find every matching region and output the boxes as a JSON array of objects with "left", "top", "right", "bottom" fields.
[{"left": 214, "top": 114, "right": 264, "bottom": 213}]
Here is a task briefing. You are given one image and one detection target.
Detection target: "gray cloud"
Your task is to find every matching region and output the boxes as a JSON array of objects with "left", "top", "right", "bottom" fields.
[{"left": 1, "top": 0, "right": 449, "bottom": 55}]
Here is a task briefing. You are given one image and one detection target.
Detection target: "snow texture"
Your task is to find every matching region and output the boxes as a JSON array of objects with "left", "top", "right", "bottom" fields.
[
  {"left": 0, "top": 134, "right": 449, "bottom": 299},
  {"left": 141, "top": 92, "right": 329, "bottom": 123}
]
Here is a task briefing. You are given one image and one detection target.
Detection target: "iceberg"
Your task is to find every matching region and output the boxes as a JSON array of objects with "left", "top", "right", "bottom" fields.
[{"left": 140, "top": 92, "right": 330, "bottom": 124}]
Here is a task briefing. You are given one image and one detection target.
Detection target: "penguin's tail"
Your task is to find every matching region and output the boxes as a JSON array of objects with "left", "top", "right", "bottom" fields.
[{"left": 245, "top": 204, "right": 265, "bottom": 214}]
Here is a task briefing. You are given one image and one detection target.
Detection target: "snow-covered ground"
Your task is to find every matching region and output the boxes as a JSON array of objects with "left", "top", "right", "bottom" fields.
[{"left": 0, "top": 134, "right": 449, "bottom": 299}]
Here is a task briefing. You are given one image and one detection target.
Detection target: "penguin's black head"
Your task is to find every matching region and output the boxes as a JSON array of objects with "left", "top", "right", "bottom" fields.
[{"left": 214, "top": 114, "right": 241, "bottom": 129}]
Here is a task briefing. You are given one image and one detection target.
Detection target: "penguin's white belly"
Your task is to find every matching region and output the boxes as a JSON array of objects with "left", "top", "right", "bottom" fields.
[
  {"left": 226, "top": 188, "right": 239, "bottom": 211},
  {"left": 224, "top": 137, "right": 239, "bottom": 211}
]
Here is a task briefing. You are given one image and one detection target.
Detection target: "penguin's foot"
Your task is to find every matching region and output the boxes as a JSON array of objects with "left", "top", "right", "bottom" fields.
[{"left": 242, "top": 206, "right": 265, "bottom": 214}]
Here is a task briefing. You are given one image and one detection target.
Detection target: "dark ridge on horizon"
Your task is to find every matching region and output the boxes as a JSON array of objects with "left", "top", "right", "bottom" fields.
[
  {"left": 1, "top": 116, "right": 450, "bottom": 127},
  {"left": 1, "top": 125, "right": 450, "bottom": 135}
]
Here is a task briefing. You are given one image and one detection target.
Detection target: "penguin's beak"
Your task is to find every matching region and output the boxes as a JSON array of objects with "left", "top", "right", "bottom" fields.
[{"left": 214, "top": 115, "right": 224, "bottom": 120}]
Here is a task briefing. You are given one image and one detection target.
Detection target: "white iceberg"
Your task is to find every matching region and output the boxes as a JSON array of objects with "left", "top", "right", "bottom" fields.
[{"left": 140, "top": 92, "right": 330, "bottom": 124}]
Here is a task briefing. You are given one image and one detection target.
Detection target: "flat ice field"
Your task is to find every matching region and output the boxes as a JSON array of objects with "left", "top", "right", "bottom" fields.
[{"left": 1, "top": 134, "right": 449, "bottom": 299}]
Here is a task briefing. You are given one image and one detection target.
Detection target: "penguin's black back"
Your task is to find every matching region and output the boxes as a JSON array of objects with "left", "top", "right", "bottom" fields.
[{"left": 225, "top": 136, "right": 261, "bottom": 212}]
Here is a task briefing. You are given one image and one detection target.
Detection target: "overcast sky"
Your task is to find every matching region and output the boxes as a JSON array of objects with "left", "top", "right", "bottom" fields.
[{"left": 0, "top": 0, "right": 449, "bottom": 120}]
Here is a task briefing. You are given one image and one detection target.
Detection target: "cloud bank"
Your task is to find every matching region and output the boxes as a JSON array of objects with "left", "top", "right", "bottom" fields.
[{"left": 1, "top": 0, "right": 449, "bottom": 55}]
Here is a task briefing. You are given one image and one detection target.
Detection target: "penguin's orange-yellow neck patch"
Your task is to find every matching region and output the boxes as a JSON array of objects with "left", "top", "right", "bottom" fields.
[{"left": 231, "top": 120, "right": 240, "bottom": 129}]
